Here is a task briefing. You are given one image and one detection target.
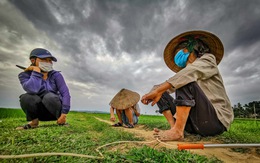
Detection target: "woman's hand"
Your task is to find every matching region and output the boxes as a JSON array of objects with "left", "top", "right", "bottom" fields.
[
  {"left": 110, "top": 116, "right": 116, "bottom": 122},
  {"left": 141, "top": 90, "right": 162, "bottom": 106},
  {"left": 57, "top": 113, "right": 67, "bottom": 125},
  {"left": 141, "top": 82, "right": 172, "bottom": 106},
  {"left": 24, "top": 66, "right": 41, "bottom": 73}
]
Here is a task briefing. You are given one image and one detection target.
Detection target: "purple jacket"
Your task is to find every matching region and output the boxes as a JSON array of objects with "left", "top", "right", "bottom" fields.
[{"left": 18, "top": 70, "right": 71, "bottom": 114}]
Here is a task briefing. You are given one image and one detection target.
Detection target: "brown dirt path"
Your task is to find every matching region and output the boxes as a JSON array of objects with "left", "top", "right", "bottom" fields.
[{"left": 95, "top": 117, "right": 260, "bottom": 163}]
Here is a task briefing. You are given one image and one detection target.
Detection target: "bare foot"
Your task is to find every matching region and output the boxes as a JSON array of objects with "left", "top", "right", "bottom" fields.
[{"left": 154, "top": 128, "right": 184, "bottom": 141}]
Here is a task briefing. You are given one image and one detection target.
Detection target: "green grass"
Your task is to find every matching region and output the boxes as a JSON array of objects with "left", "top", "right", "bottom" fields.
[
  {"left": 219, "top": 119, "right": 260, "bottom": 143},
  {"left": 0, "top": 108, "right": 221, "bottom": 163},
  {"left": 95, "top": 113, "right": 171, "bottom": 130},
  {"left": 95, "top": 111, "right": 260, "bottom": 155},
  {"left": 0, "top": 108, "right": 25, "bottom": 118},
  {"left": 217, "top": 118, "right": 260, "bottom": 153},
  {"left": 104, "top": 146, "right": 220, "bottom": 163},
  {"left": 96, "top": 113, "right": 260, "bottom": 143}
]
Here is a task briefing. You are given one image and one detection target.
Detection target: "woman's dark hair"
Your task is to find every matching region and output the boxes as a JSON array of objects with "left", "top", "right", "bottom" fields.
[
  {"left": 175, "top": 38, "right": 210, "bottom": 58},
  {"left": 193, "top": 39, "right": 210, "bottom": 58}
]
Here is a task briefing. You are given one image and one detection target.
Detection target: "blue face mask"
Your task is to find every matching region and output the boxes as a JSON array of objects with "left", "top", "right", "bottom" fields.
[{"left": 174, "top": 49, "right": 190, "bottom": 68}]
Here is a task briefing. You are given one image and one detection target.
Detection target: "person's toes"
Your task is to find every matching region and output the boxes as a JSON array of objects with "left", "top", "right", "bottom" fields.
[
  {"left": 154, "top": 135, "right": 159, "bottom": 138},
  {"left": 160, "top": 133, "right": 184, "bottom": 141},
  {"left": 159, "top": 136, "right": 170, "bottom": 141},
  {"left": 153, "top": 128, "right": 160, "bottom": 136},
  {"left": 153, "top": 132, "right": 159, "bottom": 135}
]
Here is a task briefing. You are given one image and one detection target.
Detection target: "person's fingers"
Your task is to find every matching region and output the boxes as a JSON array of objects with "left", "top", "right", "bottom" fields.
[
  {"left": 141, "top": 95, "right": 147, "bottom": 103},
  {"left": 141, "top": 99, "right": 148, "bottom": 105},
  {"left": 142, "top": 93, "right": 156, "bottom": 105},
  {"left": 57, "top": 116, "right": 66, "bottom": 124},
  {"left": 151, "top": 95, "right": 161, "bottom": 106},
  {"left": 141, "top": 94, "right": 147, "bottom": 100},
  {"left": 151, "top": 101, "right": 157, "bottom": 106}
]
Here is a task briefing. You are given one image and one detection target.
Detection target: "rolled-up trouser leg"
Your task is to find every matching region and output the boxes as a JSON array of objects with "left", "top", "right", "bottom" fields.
[
  {"left": 157, "top": 92, "right": 176, "bottom": 115},
  {"left": 19, "top": 93, "right": 42, "bottom": 121},
  {"left": 175, "top": 82, "right": 226, "bottom": 136},
  {"left": 40, "top": 92, "right": 62, "bottom": 121}
]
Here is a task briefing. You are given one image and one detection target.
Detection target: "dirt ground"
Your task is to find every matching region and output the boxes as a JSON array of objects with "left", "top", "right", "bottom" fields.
[{"left": 95, "top": 117, "right": 260, "bottom": 163}]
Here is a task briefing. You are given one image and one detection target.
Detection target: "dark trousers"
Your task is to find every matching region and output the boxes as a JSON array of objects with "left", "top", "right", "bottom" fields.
[
  {"left": 157, "top": 82, "right": 226, "bottom": 136},
  {"left": 20, "top": 92, "right": 62, "bottom": 121}
]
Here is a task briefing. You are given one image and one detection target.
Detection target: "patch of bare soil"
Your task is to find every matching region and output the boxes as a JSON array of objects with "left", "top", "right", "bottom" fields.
[{"left": 95, "top": 117, "right": 260, "bottom": 163}]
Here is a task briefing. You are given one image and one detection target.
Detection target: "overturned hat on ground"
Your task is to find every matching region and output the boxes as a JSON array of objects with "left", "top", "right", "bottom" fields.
[{"left": 109, "top": 88, "right": 140, "bottom": 110}]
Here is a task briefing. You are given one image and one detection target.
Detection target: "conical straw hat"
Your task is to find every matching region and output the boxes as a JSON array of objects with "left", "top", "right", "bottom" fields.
[
  {"left": 109, "top": 88, "right": 140, "bottom": 110},
  {"left": 164, "top": 30, "right": 224, "bottom": 73}
]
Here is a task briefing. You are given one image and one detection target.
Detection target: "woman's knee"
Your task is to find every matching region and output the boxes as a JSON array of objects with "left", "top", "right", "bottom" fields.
[
  {"left": 19, "top": 94, "right": 42, "bottom": 114},
  {"left": 42, "top": 92, "right": 61, "bottom": 110},
  {"left": 20, "top": 94, "right": 41, "bottom": 105}
]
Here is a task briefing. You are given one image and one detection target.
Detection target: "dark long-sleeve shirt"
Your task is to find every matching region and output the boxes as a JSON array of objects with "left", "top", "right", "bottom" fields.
[{"left": 18, "top": 70, "right": 71, "bottom": 114}]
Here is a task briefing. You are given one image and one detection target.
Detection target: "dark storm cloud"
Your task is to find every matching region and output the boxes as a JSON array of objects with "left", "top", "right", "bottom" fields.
[
  {"left": 9, "top": 0, "right": 58, "bottom": 30},
  {"left": 11, "top": 0, "right": 164, "bottom": 56},
  {"left": 10, "top": 0, "right": 260, "bottom": 57},
  {"left": 1, "top": 0, "right": 260, "bottom": 112}
]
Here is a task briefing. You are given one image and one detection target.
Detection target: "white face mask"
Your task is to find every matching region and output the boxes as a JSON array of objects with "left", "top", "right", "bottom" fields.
[{"left": 39, "top": 62, "right": 53, "bottom": 72}]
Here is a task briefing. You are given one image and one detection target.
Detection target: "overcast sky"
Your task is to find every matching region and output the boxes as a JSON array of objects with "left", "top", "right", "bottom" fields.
[{"left": 0, "top": 0, "right": 260, "bottom": 115}]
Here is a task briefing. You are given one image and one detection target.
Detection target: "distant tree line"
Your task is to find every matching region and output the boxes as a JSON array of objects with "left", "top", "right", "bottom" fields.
[{"left": 232, "top": 101, "right": 260, "bottom": 118}]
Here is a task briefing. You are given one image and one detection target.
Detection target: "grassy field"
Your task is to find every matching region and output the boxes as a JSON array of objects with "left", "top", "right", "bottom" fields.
[
  {"left": 0, "top": 108, "right": 259, "bottom": 162},
  {"left": 95, "top": 112, "right": 260, "bottom": 144}
]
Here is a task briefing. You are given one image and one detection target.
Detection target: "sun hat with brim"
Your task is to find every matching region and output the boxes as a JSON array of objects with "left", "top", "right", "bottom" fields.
[
  {"left": 109, "top": 88, "right": 140, "bottom": 110},
  {"left": 29, "top": 48, "right": 57, "bottom": 62},
  {"left": 164, "top": 30, "right": 224, "bottom": 73}
]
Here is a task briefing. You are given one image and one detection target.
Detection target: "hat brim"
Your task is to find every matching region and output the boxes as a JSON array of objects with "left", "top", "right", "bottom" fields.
[
  {"left": 37, "top": 55, "right": 57, "bottom": 62},
  {"left": 164, "top": 30, "right": 224, "bottom": 73},
  {"left": 109, "top": 88, "right": 140, "bottom": 110}
]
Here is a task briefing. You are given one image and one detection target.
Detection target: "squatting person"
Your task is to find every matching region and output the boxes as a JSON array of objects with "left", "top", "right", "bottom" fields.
[
  {"left": 17, "top": 48, "right": 71, "bottom": 129},
  {"left": 109, "top": 88, "right": 141, "bottom": 128}
]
